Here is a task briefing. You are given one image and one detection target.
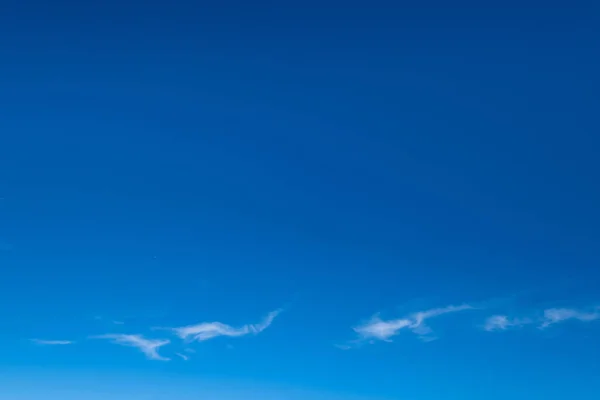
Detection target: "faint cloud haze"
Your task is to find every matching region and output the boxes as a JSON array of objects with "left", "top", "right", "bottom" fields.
[
  {"left": 484, "top": 306, "right": 600, "bottom": 332},
  {"left": 483, "top": 315, "right": 532, "bottom": 331},
  {"left": 91, "top": 334, "right": 170, "bottom": 361},
  {"left": 540, "top": 307, "right": 600, "bottom": 328},
  {"left": 30, "top": 339, "right": 74, "bottom": 345}
]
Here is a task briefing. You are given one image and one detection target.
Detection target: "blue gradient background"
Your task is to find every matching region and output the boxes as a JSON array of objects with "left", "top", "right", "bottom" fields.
[{"left": 1, "top": 1, "right": 599, "bottom": 399}]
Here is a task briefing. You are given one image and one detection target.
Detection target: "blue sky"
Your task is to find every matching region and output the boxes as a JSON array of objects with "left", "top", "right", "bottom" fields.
[{"left": 1, "top": 1, "right": 599, "bottom": 399}]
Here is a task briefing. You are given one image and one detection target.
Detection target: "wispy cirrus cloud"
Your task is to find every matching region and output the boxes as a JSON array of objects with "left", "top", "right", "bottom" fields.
[
  {"left": 91, "top": 334, "right": 170, "bottom": 361},
  {"left": 93, "top": 315, "right": 126, "bottom": 325},
  {"left": 350, "top": 304, "right": 473, "bottom": 345},
  {"left": 170, "top": 309, "right": 282, "bottom": 343},
  {"left": 484, "top": 306, "right": 600, "bottom": 332},
  {"left": 540, "top": 307, "right": 600, "bottom": 329},
  {"left": 483, "top": 315, "right": 532, "bottom": 331},
  {"left": 175, "top": 352, "right": 189, "bottom": 361},
  {"left": 31, "top": 339, "right": 74, "bottom": 345}
]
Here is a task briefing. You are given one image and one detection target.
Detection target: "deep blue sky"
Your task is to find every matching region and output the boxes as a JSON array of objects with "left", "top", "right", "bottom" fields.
[{"left": 1, "top": 1, "right": 599, "bottom": 399}]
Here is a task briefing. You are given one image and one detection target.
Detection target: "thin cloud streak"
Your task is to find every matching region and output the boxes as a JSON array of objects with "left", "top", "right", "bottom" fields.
[
  {"left": 31, "top": 339, "right": 74, "bottom": 345},
  {"left": 540, "top": 307, "right": 600, "bottom": 329},
  {"left": 351, "top": 304, "right": 473, "bottom": 344},
  {"left": 484, "top": 315, "right": 532, "bottom": 331},
  {"left": 484, "top": 306, "right": 600, "bottom": 332},
  {"left": 91, "top": 334, "right": 170, "bottom": 361},
  {"left": 171, "top": 309, "right": 282, "bottom": 343}
]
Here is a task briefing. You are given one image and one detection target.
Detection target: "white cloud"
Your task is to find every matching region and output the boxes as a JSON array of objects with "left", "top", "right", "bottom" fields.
[
  {"left": 540, "top": 307, "right": 600, "bottom": 329},
  {"left": 175, "top": 352, "right": 189, "bottom": 361},
  {"left": 483, "top": 306, "right": 600, "bottom": 332},
  {"left": 171, "top": 309, "right": 281, "bottom": 343},
  {"left": 352, "top": 304, "right": 472, "bottom": 344},
  {"left": 31, "top": 339, "right": 74, "bottom": 345},
  {"left": 92, "top": 334, "right": 170, "bottom": 361},
  {"left": 353, "top": 316, "right": 412, "bottom": 342},
  {"left": 483, "top": 315, "right": 532, "bottom": 331}
]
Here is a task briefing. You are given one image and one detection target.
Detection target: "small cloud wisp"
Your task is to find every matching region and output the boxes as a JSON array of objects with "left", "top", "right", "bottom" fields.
[
  {"left": 483, "top": 315, "right": 532, "bottom": 331},
  {"left": 31, "top": 339, "right": 74, "bottom": 345},
  {"left": 484, "top": 306, "right": 600, "bottom": 332},
  {"left": 352, "top": 304, "right": 473, "bottom": 344},
  {"left": 540, "top": 307, "right": 600, "bottom": 329},
  {"left": 171, "top": 309, "right": 282, "bottom": 343},
  {"left": 92, "top": 334, "right": 170, "bottom": 361}
]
